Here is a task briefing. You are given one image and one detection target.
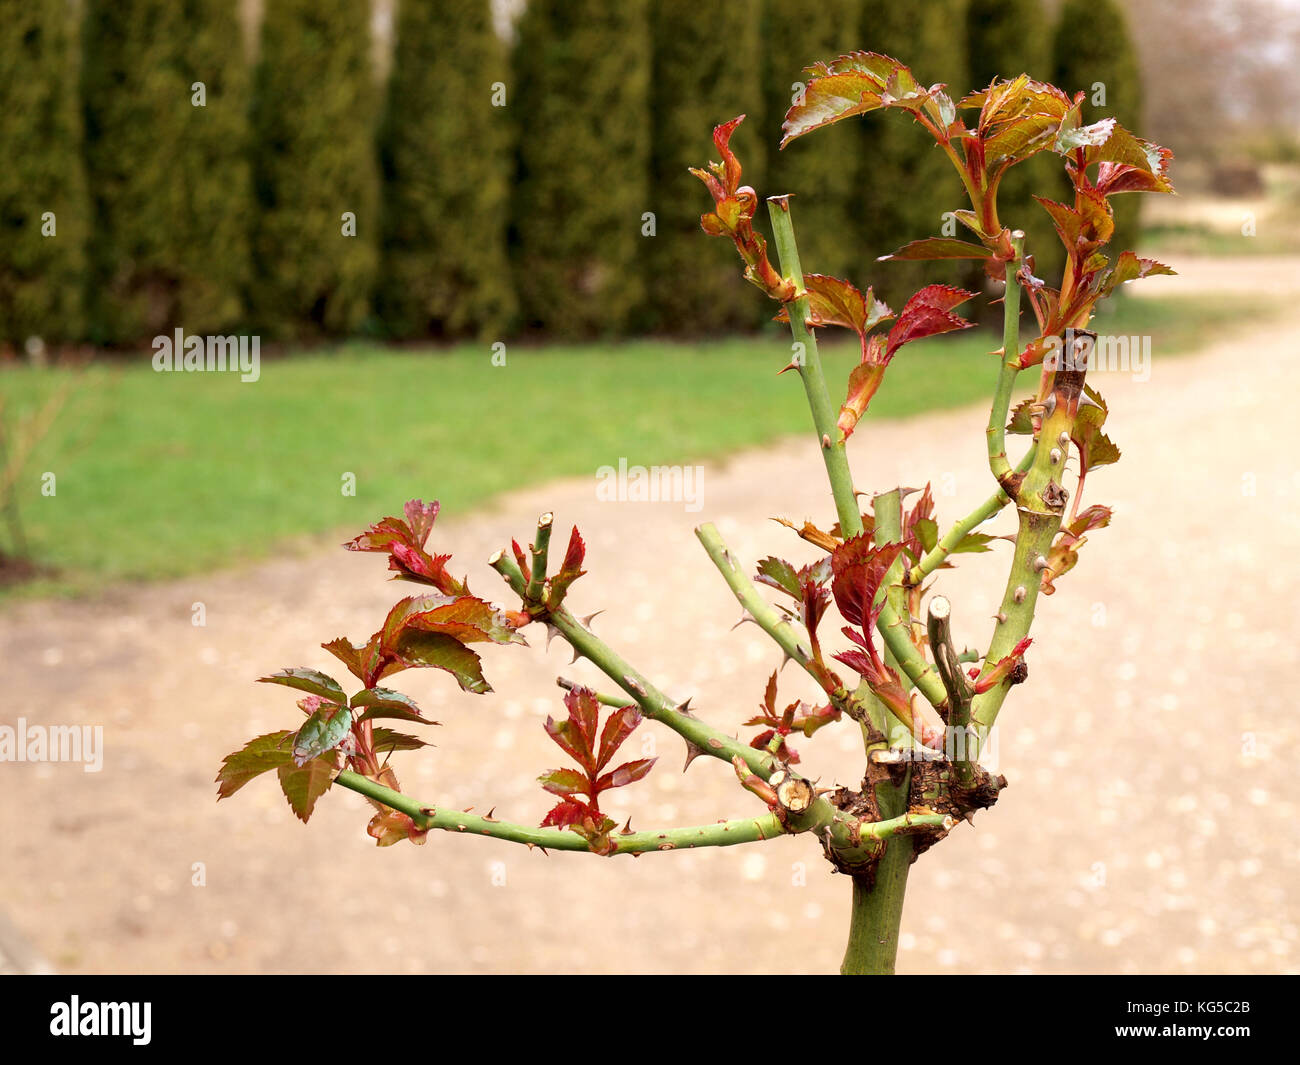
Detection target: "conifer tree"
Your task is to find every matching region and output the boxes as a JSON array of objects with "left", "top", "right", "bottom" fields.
[
  {"left": 378, "top": 0, "right": 515, "bottom": 340},
  {"left": 647, "top": 0, "right": 764, "bottom": 333},
  {"left": 0, "top": 0, "right": 87, "bottom": 346},
  {"left": 82, "top": 0, "right": 250, "bottom": 344},
  {"left": 511, "top": 0, "right": 650, "bottom": 337},
  {"left": 250, "top": 0, "right": 378, "bottom": 337},
  {"left": 1053, "top": 0, "right": 1144, "bottom": 252}
]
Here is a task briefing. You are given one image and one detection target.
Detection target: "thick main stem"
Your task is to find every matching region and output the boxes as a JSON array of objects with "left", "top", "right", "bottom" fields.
[
  {"left": 841, "top": 849, "right": 912, "bottom": 975},
  {"left": 840, "top": 490, "right": 915, "bottom": 974}
]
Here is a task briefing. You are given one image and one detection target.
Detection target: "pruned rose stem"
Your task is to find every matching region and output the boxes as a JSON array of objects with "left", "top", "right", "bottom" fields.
[
  {"left": 927, "top": 595, "right": 976, "bottom": 787},
  {"left": 766, "top": 196, "right": 864, "bottom": 540},
  {"left": 988, "top": 231, "right": 1027, "bottom": 493},
  {"left": 334, "top": 768, "right": 947, "bottom": 855},
  {"left": 524, "top": 511, "right": 553, "bottom": 603}
]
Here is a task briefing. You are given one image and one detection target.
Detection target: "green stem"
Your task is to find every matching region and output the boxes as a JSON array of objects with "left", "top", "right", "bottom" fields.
[
  {"left": 337, "top": 769, "right": 786, "bottom": 853},
  {"left": 970, "top": 360, "right": 1083, "bottom": 741},
  {"left": 524, "top": 512, "right": 553, "bottom": 603},
  {"left": 336, "top": 770, "right": 947, "bottom": 857},
  {"left": 905, "top": 444, "right": 1037, "bottom": 586},
  {"left": 695, "top": 522, "right": 839, "bottom": 695},
  {"left": 555, "top": 678, "right": 635, "bottom": 708},
  {"left": 490, "top": 548, "right": 776, "bottom": 778},
  {"left": 766, "top": 196, "right": 863, "bottom": 539},
  {"left": 841, "top": 846, "right": 913, "bottom": 974},
  {"left": 988, "top": 231, "right": 1026, "bottom": 493}
]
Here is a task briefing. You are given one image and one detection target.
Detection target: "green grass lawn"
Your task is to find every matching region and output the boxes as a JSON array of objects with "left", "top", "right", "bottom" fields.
[{"left": 0, "top": 294, "right": 1268, "bottom": 599}]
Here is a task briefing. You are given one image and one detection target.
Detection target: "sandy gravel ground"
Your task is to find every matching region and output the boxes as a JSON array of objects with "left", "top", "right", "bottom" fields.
[{"left": 1, "top": 255, "right": 1296, "bottom": 974}]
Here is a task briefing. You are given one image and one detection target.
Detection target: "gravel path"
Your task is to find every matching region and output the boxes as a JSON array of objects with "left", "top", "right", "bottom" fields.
[{"left": 1, "top": 255, "right": 1296, "bottom": 974}]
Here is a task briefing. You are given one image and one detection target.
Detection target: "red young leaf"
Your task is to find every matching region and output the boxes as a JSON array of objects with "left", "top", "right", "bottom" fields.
[
  {"left": 546, "top": 526, "right": 587, "bottom": 610},
  {"left": 880, "top": 237, "right": 993, "bottom": 262},
  {"left": 345, "top": 500, "right": 468, "bottom": 596},
  {"left": 885, "top": 285, "right": 976, "bottom": 356},
  {"left": 594, "top": 758, "right": 656, "bottom": 792},
  {"left": 596, "top": 703, "right": 643, "bottom": 773},
  {"left": 539, "top": 686, "right": 655, "bottom": 849},
  {"left": 776, "top": 274, "right": 892, "bottom": 360},
  {"left": 830, "top": 536, "right": 905, "bottom": 630},
  {"left": 691, "top": 116, "right": 796, "bottom": 302}
]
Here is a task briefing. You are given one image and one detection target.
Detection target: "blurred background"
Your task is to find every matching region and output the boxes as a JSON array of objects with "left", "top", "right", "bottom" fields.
[
  {"left": 3, "top": 0, "right": 1300, "bottom": 592},
  {"left": 1, "top": 0, "right": 1297, "bottom": 975}
]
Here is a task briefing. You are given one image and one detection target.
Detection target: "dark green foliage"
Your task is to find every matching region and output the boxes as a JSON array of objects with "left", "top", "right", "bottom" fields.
[
  {"left": 82, "top": 0, "right": 250, "bottom": 345},
  {"left": 1053, "top": 0, "right": 1144, "bottom": 253},
  {"left": 510, "top": 0, "right": 650, "bottom": 337},
  {"left": 965, "top": 0, "right": 1062, "bottom": 285},
  {"left": 857, "top": 0, "right": 971, "bottom": 310},
  {"left": 648, "top": 0, "right": 764, "bottom": 334},
  {"left": 0, "top": 0, "right": 86, "bottom": 346},
  {"left": 763, "top": 0, "right": 863, "bottom": 283},
  {"left": 378, "top": 0, "right": 515, "bottom": 340},
  {"left": 250, "top": 0, "right": 379, "bottom": 338}
]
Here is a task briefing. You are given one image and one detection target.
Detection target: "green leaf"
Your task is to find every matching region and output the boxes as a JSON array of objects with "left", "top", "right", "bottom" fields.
[
  {"left": 291, "top": 705, "right": 353, "bottom": 766},
  {"left": 370, "top": 728, "right": 430, "bottom": 753},
  {"left": 755, "top": 556, "right": 801, "bottom": 599},
  {"left": 258, "top": 668, "right": 347, "bottom": 704},
  {"left": 352, "top": 688, "right": 437, "bottom": 725},
  {"left": 538, "top": 767, "right": 589, "bottom": 798},
  {"left": 393, "top": 631, "right": 491, "bottom": 694},
  {"left": 1072, "top": 386, "right": 1122, "bottom": 478},
  {"left": 277, "top": 753, "right": 339, "bottom": 823},
  {"left": 914, "top": 517, "right": 939, "bottom": 554},
  {"left": 781, "top": 51, "right": 932, "bottom": 146},
  {"left": 1006, "top": 397, "right": 1036, "bottom": 435},
  {"left": 951, "top": 531, "right": 997, "bottom": 555},
  {"left": 215, "top": 731, "right": 294, "bottom": 800}
]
